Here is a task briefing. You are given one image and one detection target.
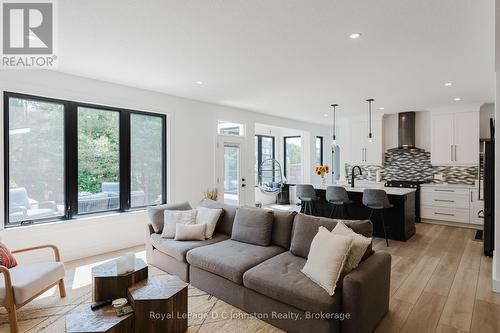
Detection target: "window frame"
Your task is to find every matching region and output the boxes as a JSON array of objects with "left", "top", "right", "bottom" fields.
[
  {"left": 283, "top": 135, "right": 302, "bottom": 182},
  {"left": 3, "top": 91, "right": 167, "bottom": 228},
  {"left": 255, "top": 134, "right": 275, "bottom": 186},
  {"left": 316, "top": 136, "right": 324, "bottom": 165}
]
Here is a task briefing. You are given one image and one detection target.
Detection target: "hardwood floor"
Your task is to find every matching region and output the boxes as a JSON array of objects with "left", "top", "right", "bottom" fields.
[
  {"left": 375, "top": 223, "right": 498, "bottom": 333},
  {"left": 0, "top": 222, "right": 497, "bottom": 333}
]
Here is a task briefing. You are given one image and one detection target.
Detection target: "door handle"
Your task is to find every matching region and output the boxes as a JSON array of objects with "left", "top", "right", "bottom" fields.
[{"left": 241, "top": 184, "right": 246, "bottom": 187}]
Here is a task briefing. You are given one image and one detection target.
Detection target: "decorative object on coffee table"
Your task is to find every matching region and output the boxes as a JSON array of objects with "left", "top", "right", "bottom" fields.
[
  {"left": 66, "top": 304, "right": 134, "bottom": 333},
  {"left": 128, "top": 275, "right": 188, "bottom": 333},
  {"left": 92, "top": 258, "right": 148, "bottom": 302}
]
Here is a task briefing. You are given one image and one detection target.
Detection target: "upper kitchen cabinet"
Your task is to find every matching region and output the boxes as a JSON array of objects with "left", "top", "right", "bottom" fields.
[
  {"left": 349, "top": 119, "right": 383, "bottom": 165},
  {"left": 430, "top": 111, "right": 479, "bottom": 166}
]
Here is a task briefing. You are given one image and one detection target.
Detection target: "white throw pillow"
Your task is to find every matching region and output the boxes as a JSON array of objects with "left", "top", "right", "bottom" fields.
[
  {"left": 301, "top": 226, "right": 353, "bottom": 296},
  {"left": 161, "top": 210, "right": 197, "bottom": 239},
  {"left": 196, "top": 207, "right": 223, "bottom": 239},
  {"left": 175, "top": 224, "right": 207, "bottom": 241},
  {"left": 331, "top": 222, "right": 372, "bottom": 273}
]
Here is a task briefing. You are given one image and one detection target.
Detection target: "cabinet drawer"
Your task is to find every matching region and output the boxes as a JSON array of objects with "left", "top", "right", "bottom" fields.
[
  {"left": 421, "top": 187, "right": 469, "bottom": 196},
  {"left": 420, "top": 192, "right": 470, "bottom": 209},
  {"left": 421, "top": 206, "right": 470, "bottom": 223}
]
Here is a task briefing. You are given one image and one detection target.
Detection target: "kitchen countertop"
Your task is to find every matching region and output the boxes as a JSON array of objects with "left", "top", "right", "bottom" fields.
[{"left": 310, "top": 182, "right": 416, "bottom": 196}]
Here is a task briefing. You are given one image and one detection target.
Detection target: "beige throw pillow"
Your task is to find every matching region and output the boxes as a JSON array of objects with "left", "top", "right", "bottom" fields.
[
  {"left": 196, "top": 207, "right": 223, "bottom": 239},
  {"left": 162, "top": 210, "right": 197, "bottom": 239},
  {"left": 301, "top": 226, "right": 353, "bottom": 296},
  {"left": 331, "top": 222, "right": 372, "bottom": 273},
  {"left": 175, "top": 224, "right": 207, "bottom": 241}
]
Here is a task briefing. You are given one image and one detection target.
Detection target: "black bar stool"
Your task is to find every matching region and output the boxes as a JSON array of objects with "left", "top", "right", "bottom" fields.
[
  {"left": 325, "top": 186, "right": 353, "bottom": 219},
  {"left": 362, "top": 189, "right": 393, "bottom": 246},
  {"left": 296, "top": 184, "right": 319, "bottom": 216}
]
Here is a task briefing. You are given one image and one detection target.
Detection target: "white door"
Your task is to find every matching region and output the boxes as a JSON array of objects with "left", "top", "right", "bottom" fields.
[
  {"left": 431, "top": 114, "right": 454, "bottom": 165},
  {"left": 350, "top": 120, "right": 366, "bottom": 164},
  {"left": 217, "top": 137, "right": 246, "bottom": 206},
  {"left": 454, "top": 112, "right": 479, "bottom": 165}
]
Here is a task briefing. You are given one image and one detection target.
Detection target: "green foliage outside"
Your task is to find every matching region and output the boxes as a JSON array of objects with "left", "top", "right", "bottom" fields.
[{"left": 9, "top": 98, "right": 163, "bottom": 205}]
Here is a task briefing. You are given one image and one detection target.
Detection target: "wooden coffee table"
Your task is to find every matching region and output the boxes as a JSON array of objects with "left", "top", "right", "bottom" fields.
[
  {"left": 128, "top": 275, "right": 188, "bottom": 333},
  {"left": 66, "top": 259, "right": 188, "bottom": 333},
  {"left": 92, "top": 258, "right": 148, "bottom": 302},
  {"left": 65, "top": 304, "right": 134, "bottom": 333}
]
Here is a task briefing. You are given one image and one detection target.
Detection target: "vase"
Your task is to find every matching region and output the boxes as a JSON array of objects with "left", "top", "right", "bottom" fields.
[{"left": 321, "top": 175, "right": 326, "bottom": 187}]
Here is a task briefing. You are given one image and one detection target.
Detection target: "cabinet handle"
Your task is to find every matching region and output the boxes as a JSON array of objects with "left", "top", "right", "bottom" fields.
[
  {"left": 434, "top": 199, "right": 455, "bottom": 203},
  {"left": 434, "top": 212, "right": 455, "bottom": 217},
  {"left": 434, "top": 189, "right": 455, "bottom": 192},
  {"left": 454, "top": 145, "right": 457, "bottom": 162},
  {"left": 451, "top": 145, "right": 453, "bottom": 161}
]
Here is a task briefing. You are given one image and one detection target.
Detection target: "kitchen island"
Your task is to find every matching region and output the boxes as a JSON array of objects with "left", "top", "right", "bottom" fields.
[{"left": 297, "top": 184, "right": 416, "bottom": 241}]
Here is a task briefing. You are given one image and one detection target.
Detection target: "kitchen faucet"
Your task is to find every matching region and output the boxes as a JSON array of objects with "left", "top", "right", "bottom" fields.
[{"left": 351, "top": 166, "right": 362, "bottom": 188}]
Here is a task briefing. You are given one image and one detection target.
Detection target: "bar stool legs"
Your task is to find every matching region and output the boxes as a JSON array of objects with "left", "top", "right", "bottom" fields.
[{"left": 368, "top": 208, "right": 389, "bottom": 246}]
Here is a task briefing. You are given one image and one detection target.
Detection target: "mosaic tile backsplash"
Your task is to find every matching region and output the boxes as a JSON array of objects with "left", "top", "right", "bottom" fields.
[{"left": 345, "top": 150, "right": 478, "bottom": 185}]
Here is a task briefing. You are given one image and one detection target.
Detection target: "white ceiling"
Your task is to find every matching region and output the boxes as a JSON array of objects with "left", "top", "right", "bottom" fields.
[{"left": 56, "top": 0, "right": 495, "bottom": 124}]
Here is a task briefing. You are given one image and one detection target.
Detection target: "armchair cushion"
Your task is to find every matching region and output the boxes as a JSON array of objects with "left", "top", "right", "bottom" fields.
[
  {"left": 0, "top": 243, "right": 17, "bottom": 268},
  {"left": 0, "top": 262, "right": 65, "bottom": 304}
]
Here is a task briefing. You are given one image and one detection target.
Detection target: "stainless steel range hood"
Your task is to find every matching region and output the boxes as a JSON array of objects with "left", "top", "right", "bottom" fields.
[{"left": 388, "top": 112, "right": 424, "bottom": 152}]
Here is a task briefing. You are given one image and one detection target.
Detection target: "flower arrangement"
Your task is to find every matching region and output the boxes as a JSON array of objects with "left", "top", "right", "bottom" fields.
[
  {"left": 203, "top": 188, "right": 219, "bottom": 201},
  {"left": 314, "top": 164, "right": 330, "bottom": 186}
]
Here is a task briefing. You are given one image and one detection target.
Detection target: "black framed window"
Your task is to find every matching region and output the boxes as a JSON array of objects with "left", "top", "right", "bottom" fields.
[
  {"left": 255, "top": 135, "right": 275, "bottom": 186},
  {"left": 4, "top": 92, "right": 167, "bottom": 227},
  {"left": 283, "top": 136, "right": 302, "bottom": 184},
  {"left": 315, "top": 136, "right": 324, "bottom": 165}
]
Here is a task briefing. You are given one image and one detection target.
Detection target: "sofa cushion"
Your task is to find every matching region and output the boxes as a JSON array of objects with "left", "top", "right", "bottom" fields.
[
  {"left": 161, "top": 209, "right": 197, "bottom": 238},
  {"left": 290, "top": 213, "right": 373, "bottom": 259},
  {"left": 231, "top": 207, "right": 273, "bottom": 246},
  {"left": 243, "top": 251, "right": 341, "bottom": 314},
  {"left": 271, "top": 210, "right": 296, "bottom": 249},
  {"left": 186, "top": 239, "right": 284, "bottom": 284},
  {"left": 148, "top": 201, "right": 192, "bottom": 233},
  {"left": 0, "top": 262, "right": 65, "bottom": 304},
  {"left": 199, "top": 200, "right": 236, "bottom": 236},
  {"left": 151, "top": 233, "right": 229, "bottom": 262},
  {"left": 175, "top": 223, "right": 206, "bottom": 241},
  {"left": 301, "top": 227, "right": 353, "bottom": 296}
]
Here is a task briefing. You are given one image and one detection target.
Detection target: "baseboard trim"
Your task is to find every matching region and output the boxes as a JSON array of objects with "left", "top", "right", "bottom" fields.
[{"left": 420, "top": 219, "right": 483, "bottom": 230}]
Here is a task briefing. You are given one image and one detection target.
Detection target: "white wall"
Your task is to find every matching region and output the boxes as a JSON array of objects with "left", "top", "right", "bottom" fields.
[
  {"left": 0, "top": 70, "right": 330, "bottom": 262},
  {"left": 493, "top": 0, "right": 500, "bottom": 293}
]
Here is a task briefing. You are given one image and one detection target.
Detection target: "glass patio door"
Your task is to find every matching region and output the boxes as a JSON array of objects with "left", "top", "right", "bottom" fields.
[{"left": 217, "top": 137, "right": 245, "bottom": 206}]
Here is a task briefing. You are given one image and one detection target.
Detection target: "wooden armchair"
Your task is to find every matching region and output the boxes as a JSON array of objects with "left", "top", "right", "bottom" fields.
[{"left": 0, "top": 245, "right": 66, "bottom": 333}]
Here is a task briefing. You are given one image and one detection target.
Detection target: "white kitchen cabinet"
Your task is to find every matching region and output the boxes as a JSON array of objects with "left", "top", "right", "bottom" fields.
[
  {"left": 349, "top": 120, "right": 383, "bottom": 165},
  {"left": 430, "top": 111, "right": 479, "bottom": 166},
  {"left": 420, "top": 185, "right": 483, "bottom": 228},
  {"left": 469, "top": 188, "right": 485, "bottom": 226}
]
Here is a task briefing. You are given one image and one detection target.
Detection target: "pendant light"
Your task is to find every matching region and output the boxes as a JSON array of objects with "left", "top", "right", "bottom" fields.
[
  {"left": 330, "top": 104, "right": 338, "bottom": 146},
  {"left": 366, "top": 98, "right": 374, "bottom": 143}
]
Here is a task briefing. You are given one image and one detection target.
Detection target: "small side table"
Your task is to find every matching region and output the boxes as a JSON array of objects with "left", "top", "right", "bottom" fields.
[
  {"left": 92, "top": 258, "right": 148, "bottom": 302},
  {"left": 128, "top": 275, "right": 188, "bottom": 333}
]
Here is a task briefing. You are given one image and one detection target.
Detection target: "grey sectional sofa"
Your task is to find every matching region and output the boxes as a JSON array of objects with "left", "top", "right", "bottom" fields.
[{"left": 145, "top": 200, "right": 391, "bottom": 333}]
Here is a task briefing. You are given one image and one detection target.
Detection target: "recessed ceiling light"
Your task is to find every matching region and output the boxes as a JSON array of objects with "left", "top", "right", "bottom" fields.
[
  {"left": 349, "top": 33, "right": 361, "bottom": 39},
  {"left": 323, "top": 113, "right": 329, "bottom": 117},
  {"left": 454, "top": 97, "right": 461, "bottom": 101},
  {"left": 444, "top": 82, "right": 452, "bottom": 87},
  {"left": 378, "top": 107, "right": 385, "bottom": 110},
  {"left": 195, "top": 81, "right": 203, "bottom": 85}
]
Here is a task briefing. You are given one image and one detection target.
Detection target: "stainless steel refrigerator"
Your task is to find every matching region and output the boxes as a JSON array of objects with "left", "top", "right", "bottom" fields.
[{"left": 484, "top": 119, "right": 495, "bottom": 257}]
